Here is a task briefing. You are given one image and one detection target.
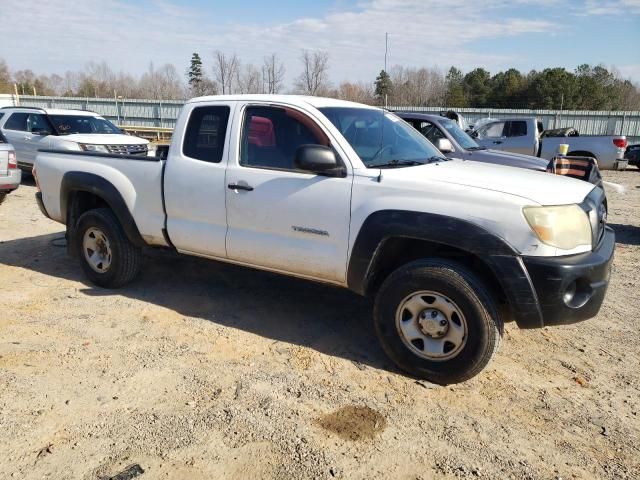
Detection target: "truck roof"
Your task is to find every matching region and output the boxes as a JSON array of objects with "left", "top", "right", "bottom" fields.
[{"left": 187, "top": 94, "right": 377, "bottom": 110}]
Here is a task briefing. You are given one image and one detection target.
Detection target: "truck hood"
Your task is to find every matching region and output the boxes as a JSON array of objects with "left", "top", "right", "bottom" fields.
[
  {"left": 57, "top": 134, "right": 148, "bottom": 145},
  {"left": 468, "top": 148, "right": 549, "bottom": 171},
  {"left": 379, "top": 159, "right": 593, "bottom": 205}
]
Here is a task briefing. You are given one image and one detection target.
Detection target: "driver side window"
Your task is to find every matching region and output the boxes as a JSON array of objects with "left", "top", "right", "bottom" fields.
[
  {"left": 240, "top": 106, "right": 330, "bottom": 171},
  {"left": 477, "top": 121, "right": 505, "bottom": 139},
  {"left": 417, "top": 121, "right": 445, "bottom": 145}
]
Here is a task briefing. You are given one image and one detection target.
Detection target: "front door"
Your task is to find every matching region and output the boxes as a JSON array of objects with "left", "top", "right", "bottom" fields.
[
  {"left": 475, "top": 120, "right": 507, "bottom": 151},
  {"left": 225, "top": 104, "right": 352, "bottom": 283}
]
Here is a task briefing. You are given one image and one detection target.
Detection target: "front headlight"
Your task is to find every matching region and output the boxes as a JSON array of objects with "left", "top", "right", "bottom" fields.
[
  {"left": 79, "top": 144, "right": 109, "bottom": 153},
  {"left": 523, "top": 204, "right": 592, "bottom": 250}
]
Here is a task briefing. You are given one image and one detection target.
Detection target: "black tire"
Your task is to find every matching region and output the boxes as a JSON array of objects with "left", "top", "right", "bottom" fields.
[
  {"left": 373, "top": 259, "right": 503, "bottom": 385},
  {"left": 0, "top": 193, "right": 6, "bottom": 206},
  {"left": 75, "top": 208, "right": 142, "bottom": 288}
]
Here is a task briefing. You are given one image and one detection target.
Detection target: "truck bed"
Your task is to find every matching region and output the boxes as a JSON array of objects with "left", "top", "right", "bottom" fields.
[{"left": 35, "top": 150, "right": 169, "bottom": 246}]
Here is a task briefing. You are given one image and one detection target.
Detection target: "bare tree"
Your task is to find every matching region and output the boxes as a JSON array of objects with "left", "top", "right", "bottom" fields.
[
  {"left": 333, "top": 81, "right": 375, "bottom": 104},
  {"left": 213, "top": 51, "right": 240, "bottom": 94},
  {"left": 263, "top": 54, "right": 285, "bottom": 94},
  {"left": 295, "top": 50, "right": 330, "bottom": 96},
  {"left": 237, "top": 64, "right": 262, "bottom": 94}
]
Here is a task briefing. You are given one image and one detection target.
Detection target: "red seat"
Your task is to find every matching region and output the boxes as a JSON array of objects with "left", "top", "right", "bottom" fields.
[{"left": 248, "top": 116, "right": 275, "bottom": 147}]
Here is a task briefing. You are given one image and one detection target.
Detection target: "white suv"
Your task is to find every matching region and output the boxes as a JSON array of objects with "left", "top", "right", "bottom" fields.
[{"left": 0, "top": 107, "right": 154, "bottom": 172}]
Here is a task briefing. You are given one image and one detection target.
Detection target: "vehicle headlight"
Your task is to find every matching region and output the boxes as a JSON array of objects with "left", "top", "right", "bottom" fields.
[
  {"left": 523, "top": 204, "right": 592, "bottom": 250},
  {"left": 79, "top": 144, "right": 109, "bottom": 153}
]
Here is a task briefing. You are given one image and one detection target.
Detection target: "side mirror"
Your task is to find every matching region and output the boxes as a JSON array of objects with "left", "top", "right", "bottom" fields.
[
  {"left": 469, "top": 130, "right": 479, "bottom": 139},
  {"left": 295, "top": 145, "right": 344, "bottom": 176},
  {"left": 435, "top": 138, "right": 454, "bottom": 153},
  {"left": 31, "top": 128, "right": 51, "bottom": 136}
]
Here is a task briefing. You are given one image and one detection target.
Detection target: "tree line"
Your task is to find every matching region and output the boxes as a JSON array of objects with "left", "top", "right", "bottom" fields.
[{"left": 1, "top": 53, "right": 639, "bottom": 110}]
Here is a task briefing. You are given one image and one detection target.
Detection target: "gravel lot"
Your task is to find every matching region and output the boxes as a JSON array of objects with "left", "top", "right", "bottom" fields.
[{"left": 1, "top": 171, "right": 639, "bottom": 480}]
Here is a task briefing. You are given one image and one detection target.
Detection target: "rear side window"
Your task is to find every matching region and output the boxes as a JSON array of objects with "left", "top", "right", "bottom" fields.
[
  {"left": 507, "top": 121, "right": 527, "bottom": 137},
  {"left": 182, "top": 106, "right": 230, "bottom": 163},
  {"left": 4, "top": 112, "right": 29, "bottom": 131}
]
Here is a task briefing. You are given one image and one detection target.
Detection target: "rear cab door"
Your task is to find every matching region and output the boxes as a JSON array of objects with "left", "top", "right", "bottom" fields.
[
  {"left": 224, "top": 101, "right": 354, "bottom": 284},
  {"left": 163, "top": 100, "right": 236, "bottom": 258},
  {"left": 500, "top": 120, "right": 535, "bottom": 155}
]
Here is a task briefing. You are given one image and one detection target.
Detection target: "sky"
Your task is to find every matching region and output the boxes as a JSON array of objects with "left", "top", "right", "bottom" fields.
[{"left": 0, "top": 0, "right": 639, "bottom": 85}]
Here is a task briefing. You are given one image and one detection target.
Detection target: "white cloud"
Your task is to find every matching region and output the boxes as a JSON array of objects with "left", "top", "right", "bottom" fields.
[
  {"left": 0, "top": 0, "right": 568, "bottom": 86},
  {"left": 582, "top": 0, "right": 640, "bottom": 15},
  {"left": 618, "top": 65, "right": 640, "bottom": 83}
]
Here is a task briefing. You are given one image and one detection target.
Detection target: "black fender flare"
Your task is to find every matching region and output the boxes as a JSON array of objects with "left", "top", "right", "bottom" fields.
[
  {"left": 347, "top": 210, "right": 543, "bottom": 328},
  {"left": 61, "top": 171, "right": 146, "bottom": 249}
]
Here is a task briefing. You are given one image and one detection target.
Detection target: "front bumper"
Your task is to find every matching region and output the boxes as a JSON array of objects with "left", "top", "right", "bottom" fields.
[
  {"left": 0, "top": 168, "right": 22, "bottom": 192},
  {"left": 521, "top": 226, "right": 615, "bottom": 326}
]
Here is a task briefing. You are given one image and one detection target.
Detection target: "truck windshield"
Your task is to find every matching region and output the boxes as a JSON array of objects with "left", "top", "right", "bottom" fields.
[
  {"left": 438, "top": 118, "right": 483, "bottom": 150},
  {"left": 49, "top": 115, "right": 123, "bottom": 135},
  {"left": 319, "top": 107, "right": 447, "bottom": 168}
]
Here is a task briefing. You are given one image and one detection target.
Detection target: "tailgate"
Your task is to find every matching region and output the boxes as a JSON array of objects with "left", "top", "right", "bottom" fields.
[{"left": 0, "top": 149, "right": 8, "bottom": 176}]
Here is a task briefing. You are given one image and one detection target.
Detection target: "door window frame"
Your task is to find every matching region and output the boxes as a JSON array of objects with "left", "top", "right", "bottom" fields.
[{"left": 237, "top": 103, "right": 347, "bottom": 175}]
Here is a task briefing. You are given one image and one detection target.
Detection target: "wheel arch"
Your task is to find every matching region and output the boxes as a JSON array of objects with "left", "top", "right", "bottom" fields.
[
  {"left": 347, "top": 210, "right": 544, "bottom": 328},
  {"left": 61, "top": 171, "right": 146, "bottom": 255}
]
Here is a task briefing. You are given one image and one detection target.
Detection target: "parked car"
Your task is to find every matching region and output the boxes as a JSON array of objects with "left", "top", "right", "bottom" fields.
[
  {"left": 397, "top": 112, "right": 549, "bottom": 171},
  {"left": 0, "top": 107, "right": 156, "bottom": 173},
  {"left": 471, "top": 117, "right": 627, "bottom": 170},
  {"left": 33, "top": 95, "right": 614, "bottom": 384},
  {"left": 0, "top": 125, "right": 21, "bottom": 205},
  {"left": 625, "top": 143, "right": 640, "bottom": 168}
]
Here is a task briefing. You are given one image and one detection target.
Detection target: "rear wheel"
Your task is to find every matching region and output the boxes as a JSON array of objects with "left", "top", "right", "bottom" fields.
[
  {"left": 0, "top": 193, "right": 6, "bottom": 205},
  {"left": 75, "top": 208, "right": 142, "bottom": 288},
  {"left": 373, "top": 259, "right": 503, "bottom": 384}
]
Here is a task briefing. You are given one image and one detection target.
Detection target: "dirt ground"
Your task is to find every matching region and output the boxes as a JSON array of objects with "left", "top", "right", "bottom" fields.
[{"left": 1, "top": 171, "right": 639, "bottom": 480}]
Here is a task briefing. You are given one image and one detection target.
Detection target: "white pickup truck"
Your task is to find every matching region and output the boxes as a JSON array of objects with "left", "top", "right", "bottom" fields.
[
  {"left": 34, "top": 95, "right": 615, "bottom": 384},
  {"left": 472, "top": 117, "right": 628, "bottom": 170}
]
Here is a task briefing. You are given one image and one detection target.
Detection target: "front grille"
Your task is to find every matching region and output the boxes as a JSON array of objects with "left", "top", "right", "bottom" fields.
[
  {"left": 582, "top": 187, "right": 606, "bottom": 248},
  {"left": 106, "top": 144, "right": 148, "bottom": 156}
]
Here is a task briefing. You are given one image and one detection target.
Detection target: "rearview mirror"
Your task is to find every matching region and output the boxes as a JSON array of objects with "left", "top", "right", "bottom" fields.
[
  {"left": 295, "top": 145, "right": 345, "bottom": 177},
  {"left": 435, "top": 138, "right": 454, "bottom": 153}
]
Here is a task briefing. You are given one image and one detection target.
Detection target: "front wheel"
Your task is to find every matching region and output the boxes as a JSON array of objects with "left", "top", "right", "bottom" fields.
[
  {"left": 75, "top": 208, "right": 142, "bottom": 288},
  {"left": 374, "top": 259, "right": 503, "bottom": 384}
]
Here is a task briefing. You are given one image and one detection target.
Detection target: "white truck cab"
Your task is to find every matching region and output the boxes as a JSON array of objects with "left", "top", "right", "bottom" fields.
[
  {"left": 33, "top": 95, "right": 615, "bottom": 384},
  {"left": 0, "top": 106, "right": 153, "bottom": 172}
]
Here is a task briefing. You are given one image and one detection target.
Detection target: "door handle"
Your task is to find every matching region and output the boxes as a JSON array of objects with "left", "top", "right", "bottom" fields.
[
  {"left": 228, "top": 183, "right": 254, "bottom": 192},
  {"left": 493, "top": 140, "right": 503, "bottom": 144},
  {"left": 24, "top": 136, "right": 31, "bottom": 140}
]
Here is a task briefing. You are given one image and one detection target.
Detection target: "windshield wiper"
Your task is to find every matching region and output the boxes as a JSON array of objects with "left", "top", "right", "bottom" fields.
[
  {"left": 369, "top": 156, "right": 448, "bottom": 168},
  {"left": 368, "top": 159, "right": 425, "bottom": 168},
  {"left": 466, "top": 146, "right": 486, "bottom": 151}
]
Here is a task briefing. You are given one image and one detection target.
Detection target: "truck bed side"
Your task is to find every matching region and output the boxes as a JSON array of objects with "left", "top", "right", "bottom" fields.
[
  {"left": 539, "top": 135, "right": 625, "bottom": 170},
  {"left": 36, "top": 150, "right": 168, "bottom": 247}
]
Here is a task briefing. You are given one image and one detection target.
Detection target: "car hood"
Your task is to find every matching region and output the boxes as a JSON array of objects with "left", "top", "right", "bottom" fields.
[
  {"left": 56, "top": 134, "right": 148, "bottom": 145},
  {"left": 379, "top": 159, "right": 593, "bottom": 205},
  {"left": 467, "top": 148, "right": 549, "bottom": 171}
]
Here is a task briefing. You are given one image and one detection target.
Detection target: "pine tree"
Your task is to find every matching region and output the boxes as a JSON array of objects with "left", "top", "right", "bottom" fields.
[
  {"left": 187, "top": 53, "right": 204, "bottom": 94},
  {"left": 374, "top": 69, "right": 392, "bottom": 101}
]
